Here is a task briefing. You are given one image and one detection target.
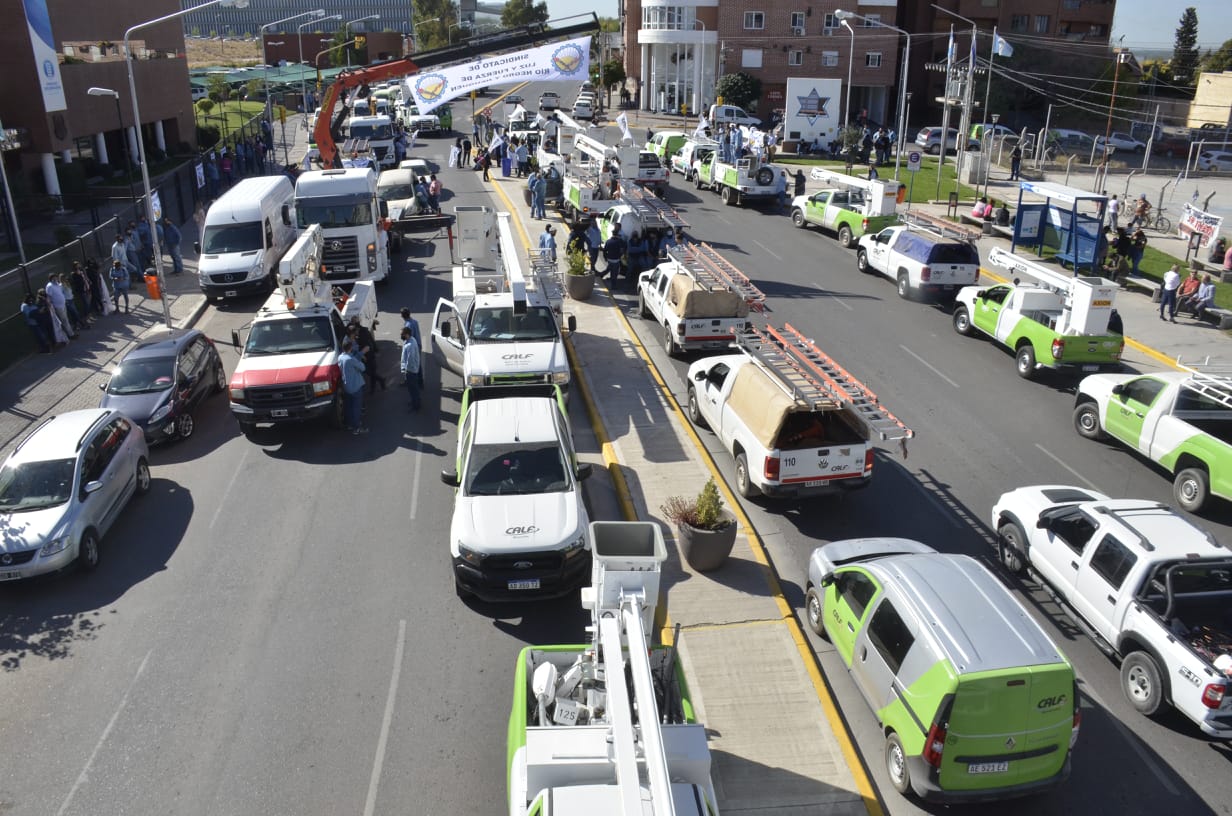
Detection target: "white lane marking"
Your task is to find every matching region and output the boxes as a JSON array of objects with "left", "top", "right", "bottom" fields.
[
  {"left": 210, "top": 447, "right": 251, "bottom": 530},
  {"left": 713, "top": 214, "right": 731, "bottom": 226},
  {"left": 407, "top": 444, "right": 424, "bottom": 521},
  {"left": 752, "top": 239, "right": 782, "bottom": 261},
  {"left": 899, "top": 345, "right": 960, "bottom": 389},
  {"left": 1080, "top": 685, "right": 1180, "bottom": 796},
  {"left": 811, "top": 281, "right": 853, "bottom": 311},
  {"left": 363, "top": 620, "right": 407, "bottom": 816},
  {"left": 1034, "top": 444, "right": 1100, "bottom": 491},
  {"left": 58, "top": 650, "right": 152, "bottom": 816}
]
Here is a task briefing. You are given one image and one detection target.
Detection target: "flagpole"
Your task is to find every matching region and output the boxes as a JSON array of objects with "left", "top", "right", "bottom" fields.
[
  {"left": 981, "top": 27, "right": 996, "bottom": 133},
  {"left": 936, "top": 25, "right": 955, "bottom": 201}
]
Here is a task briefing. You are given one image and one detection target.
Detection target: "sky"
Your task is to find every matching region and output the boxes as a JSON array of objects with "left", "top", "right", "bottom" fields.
[{"left": 541, "top": 0, "right": 1232, "bottom": 53}]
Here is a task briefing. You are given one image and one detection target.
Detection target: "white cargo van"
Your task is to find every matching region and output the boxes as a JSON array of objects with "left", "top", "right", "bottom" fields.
[
  {"left": 195, "top": 176, "right": 296, "bottom": 302},
  {"left": 708, "top": 104, "right": 761, "bottom": 128}
]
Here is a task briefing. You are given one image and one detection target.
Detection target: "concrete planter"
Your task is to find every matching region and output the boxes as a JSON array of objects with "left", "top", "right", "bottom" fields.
[
  {"left": 565, "top": 272, "right": 594, "bottom": 301},
  {"left": 676, "top": 510, "right": 737, "bottom": 572}
]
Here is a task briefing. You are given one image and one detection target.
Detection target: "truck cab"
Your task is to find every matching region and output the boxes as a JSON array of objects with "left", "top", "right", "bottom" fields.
[
  {"left": 293, "top": 168, "right": 390, "bottom": 285},
  {"left": 793, "top": 168, "right": 903, "bottom": 248},
  {"left": 345, "top": 114, "right": 395, "bottom": 167}
]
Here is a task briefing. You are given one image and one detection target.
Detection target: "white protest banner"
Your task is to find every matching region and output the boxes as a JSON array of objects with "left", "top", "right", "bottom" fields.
[
  {"left": 407, "top": 37, "right": 591, "bottom": 114},
  {"left": 1178, "top": 202, "right": 1222, "bottom": 248}
]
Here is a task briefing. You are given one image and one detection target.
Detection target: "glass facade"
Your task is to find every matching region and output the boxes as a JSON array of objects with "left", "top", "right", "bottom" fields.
[
  {"left": 642, "top": 6, "right": 698, "bottom": 31},
  {"left": 180, "top": 1, "right": 412, "bottom": 36}
]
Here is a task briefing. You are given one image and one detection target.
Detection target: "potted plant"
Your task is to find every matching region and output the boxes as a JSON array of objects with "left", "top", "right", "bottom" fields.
[
  {"left": 661, "top": 478, "right": 737, "bottom": 571},
  {"left": 564, "top": 247, "right": 594, "bottom": 301}
]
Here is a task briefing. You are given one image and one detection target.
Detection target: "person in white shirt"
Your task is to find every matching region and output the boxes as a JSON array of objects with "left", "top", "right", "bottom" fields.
[
  {"left": 1107, "top": 194, "right": 1120, "bottom": 228},
  {"left": 43, "top": 273, "right": 77, "bottom": 340},
  {"left": 1160, "top": 264, "right": 1182, "bottom": 322}
]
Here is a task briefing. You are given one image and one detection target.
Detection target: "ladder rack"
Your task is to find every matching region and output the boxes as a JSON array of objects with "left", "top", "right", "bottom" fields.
[
  {"left": 526, "top": 248, "right": 565, "bottom": 312},
  {"left": 666, "top": 242, "right": 768, "bottom": 312},
  {"left": 988, "top": 245, "right": 1084, "bottom": 293},
  {"left": 1183, "top": 372, "right": 1232, "bottom": 410},
  {"left": 737, "top": 324, "right": 913, "bottom": 442},
  {"left": 340, "top": 137, "right": 371, "bottom": 156},
  {"left": 899, "top": 210, "right": 981, "bottom": 243},
  {"left": 619, "top": 185, "right": 689, "bottom": 230}
]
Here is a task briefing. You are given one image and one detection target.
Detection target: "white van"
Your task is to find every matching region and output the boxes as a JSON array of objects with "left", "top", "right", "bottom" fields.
[
  {"left": 708, "top": 104, "right": 761, "bottom": 128},
  {"left": 195, "top": 176, "right": 296, "bottom": 302}
]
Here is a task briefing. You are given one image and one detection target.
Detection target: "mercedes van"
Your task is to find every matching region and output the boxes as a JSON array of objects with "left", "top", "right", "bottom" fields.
[
  {"left": 195, "top": 176, "right": 296, "bottom": 302},
  {"left": 805, "top": 538, "right": 1080, "bottom": 802}
]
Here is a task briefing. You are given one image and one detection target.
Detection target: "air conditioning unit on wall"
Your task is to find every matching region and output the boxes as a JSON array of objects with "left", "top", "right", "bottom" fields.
[{"left": 792, "top": 26, "right": 805, "bottom": 36}]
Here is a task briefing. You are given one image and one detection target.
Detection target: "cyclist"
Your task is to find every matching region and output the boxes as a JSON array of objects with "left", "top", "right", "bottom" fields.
[{"left": 1128, "top": 193, "right": 1152, "bottom": 230}]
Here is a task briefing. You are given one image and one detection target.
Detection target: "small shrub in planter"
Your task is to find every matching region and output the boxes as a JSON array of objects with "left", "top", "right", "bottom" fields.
[{"left": 661, "top": 478, "right": 737, "bottom": 571}]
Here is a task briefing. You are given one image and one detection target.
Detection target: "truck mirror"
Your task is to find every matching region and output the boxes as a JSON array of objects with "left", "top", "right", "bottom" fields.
[
  {"left": 441, "top": 322, "right": 452, "bottom": 339},
  {"left": 193, "top": 241, "right": 201, "bottom": 255},
  {"left": 567, "top": 315, "right": 577, "bottom": 332},
  {"left": 820, "top": 574, "right": 835, "bottom": 587},
  {"left": 975, "top": 290, "right": 987, "bottom": 299},
  {"left": 1111, "top": 383, "right": 1124, "bottom": 397},
  {"left": 281, "top": 204, "right": 292, "bottom": 226},
  {"left": 440, "top": 469, "right": 460, "bottom": 486},
  {"left": 576, "top": 463, "right": 593, "bottom": 480},
  {"left": 230, "top": 329, "right": 241, "bottom": 349},
  {"left": 1036, "top": 517, "right": 1050, "bottom": 530},
  {"left": 693, "top": 370, "right": 707, "bottom": 381}
]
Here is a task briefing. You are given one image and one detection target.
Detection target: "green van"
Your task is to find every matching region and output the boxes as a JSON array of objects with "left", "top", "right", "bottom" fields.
[
  {"left": 805, "top": 538, "right": 1080, "bottom": 802},
  {"left": 645, "top": 130, "right": 688, "bottom": 166}
]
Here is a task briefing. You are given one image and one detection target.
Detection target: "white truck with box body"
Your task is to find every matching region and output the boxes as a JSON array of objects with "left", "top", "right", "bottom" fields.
[
  {"left": 293, "top": 168, "right": 391, "bottom": 286},
  {"left": 431, "top": 208, "right": 574, "bottom": 395},
  {"left": 345, "top": 113, "right": 396, "bottom": 167},
  {"left": 686, "top": 325, "right": 913, "bottom": 498},
  {"left": 227, "top": 225, "right": 378, "bottom": 435},
  {"left": 195, "top": 175, "right": 297, "bottom": 302},
  {"left": 637, "top": 242, "right": 764, "bottom": 356},
  {"left": 992, "top": 485, "right": 1232, "bottom": 737}
]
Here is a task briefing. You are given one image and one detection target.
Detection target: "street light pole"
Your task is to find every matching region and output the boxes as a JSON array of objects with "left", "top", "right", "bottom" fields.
[
  {"left": 691, "top": 19, "right": 706, "bottom": 117},
  {"left": 836, "top": 9, "right": 910, "bottom": 178},
  {"left": 126, "top": 0, "right": 249, "bottom": 328},
  {"left": 300, "top": 13, "right": 339, "bottom": 116},
  {"left": 263, "top": 11, "right": 324, "bottom": 127},
  {"left": 0, "top": 121, "right": 27, "bottom": 265},
  {"left": 840, "top": 19, "right": 855, "bottom": 131},
  {"left": 87, "top": 87, "right": 137, "bottom": 204},
  {"left": 412, "top": 16, "right": 440, "bottom": 53},
  {"left": 1103, "top": 50, "right": 1131, "bottom": 164},
  {"left": 344, "top": 15, "right": 380, "bottom": 68}
]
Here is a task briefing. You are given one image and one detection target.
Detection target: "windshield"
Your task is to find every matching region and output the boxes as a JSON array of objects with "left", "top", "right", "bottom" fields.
[
  {"left": 108, "top": 356, "right": 175, "bottom": 394},
  {"left": 379, "top": 183, "right": 417, "bottom": 202},
  {"left": 0, "top": 459, "right": 76, "bottom": 511},
  {"left": 470, "top": 306, "right": 558, "bottom": 342},
  {"left": 244, "top": 316, "right": 335, "bottom": 355},
  {"left": 464, "top": 442, "right": 569, "bottom": 496},
  {"left": 349, "top": 123, "right": 392, "bottom": 140},
  {"left": 202, "top": 222, "right": 262, "bottom": 254},
  {"left": 295, "top": 195, "right": 372, "bottom": 228}
]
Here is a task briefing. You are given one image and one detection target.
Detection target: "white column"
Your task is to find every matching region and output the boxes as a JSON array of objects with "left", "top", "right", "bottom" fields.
[
  {"left": 126, "top": 127, "right": 139, "bottom": 166},
  {"left": 61, "top": 150, "right": 72, "bottom": 163},
  {"left": 40, "top": 152, "right": 61, "bottom": 197},
  {"left": 693, "top": 43, "right": 701, "bottom": 116},
  {"left": 154, "top": 120, "right": 166, "bottom": 152},
  {"left": 95, "top": 131, "right": 111, "bottom": 165}
]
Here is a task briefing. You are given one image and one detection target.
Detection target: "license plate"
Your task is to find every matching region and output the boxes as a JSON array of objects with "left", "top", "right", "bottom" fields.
[
  {"left": 0, "top": 570, "right": 23, "bottom": 581},
  {"left": 968, "top": 761, "right": 1009, "bottom": 774},
  {"left": 508, "top": 579, "right": 540, "bottom": 591},
  {"left": 270, "top": 409, "right": 289, "bottom": 418},
  {"left": 804, "top": 479, "right": 825, "bottom": 488},
  {"left": 225, "top": 290, "right": 238, "bottom": 297},
  {"left": 1082, "top": 364, "right": 1099, "bottom": 372}
]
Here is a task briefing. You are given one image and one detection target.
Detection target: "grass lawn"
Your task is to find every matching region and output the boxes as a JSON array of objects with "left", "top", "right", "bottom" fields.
[
  {"left": 777, "top": 154, "right": 978, "bottom": 203},
  {"left": 194, "top": 101, "right": 266, "bottom": 144}
]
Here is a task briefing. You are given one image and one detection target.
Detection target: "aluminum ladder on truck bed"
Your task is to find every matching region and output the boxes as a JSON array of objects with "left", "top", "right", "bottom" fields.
[
  {"left": 899, "top": 210, "right": 981, "bottom": 244},
  {"left": 1183, "top": 372, "right": 1232, "bottom": 411},
  {"left": 526, "top": 247, "right": 564, "bottom": 312},
  {"left": 666, "top": 242, "right": 768, "bottom": 313},
  {"left": 620, "top": 185, "right": 688, "bottom": 230},
  {"left": 339, "top": 137, "right": 371, "bottom": 156},
  {"left": 738, "top": 324, "right": 914, "bottom": 442}
]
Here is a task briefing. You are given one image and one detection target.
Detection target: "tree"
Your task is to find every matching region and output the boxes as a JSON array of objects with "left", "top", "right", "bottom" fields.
[
  {"left": 598, "top": 17, "right": 620, "bottom": 33},
  {"left": 594, "top": 59, "right": 624, "bottom": 92},
  {"left": 1172, "top": 7, "right": 1200, "bottom": 84},
  {"left": 713, "top": 72, "right": 760, "bottom": 112},
  {"left": 500, "top": 0, "right": 549, "bottom": 28},
  {"left": 206, "top": 73, "right": 231, "bottom": 104},
  {"left": 1201, "top": 38, "right": 1232, "bottom": 75},
  {"left": 196, "top": 98, "right": 215, "bottom": 117},
  {"left": 412, "top": 0, "right": 460, "bottom": 51}
]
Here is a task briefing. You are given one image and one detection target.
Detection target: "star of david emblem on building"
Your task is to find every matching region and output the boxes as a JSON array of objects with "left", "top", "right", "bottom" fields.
[{"left": 796, "top": 89, "right": 831, "bottom": 125}]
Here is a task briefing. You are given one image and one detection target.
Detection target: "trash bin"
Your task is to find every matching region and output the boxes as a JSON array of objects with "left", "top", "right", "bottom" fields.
[
  {"left": 501, "top": 157, "right": 512, "bottom": 177},
  {"left": 143, "top": 271, "right": 161, "bottom": 300}
]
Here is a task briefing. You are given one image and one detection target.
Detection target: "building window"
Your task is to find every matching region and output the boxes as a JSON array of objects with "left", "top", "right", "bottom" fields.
[
  {"left": 788, "top": 49, "right": 803, "bottom": 66},
  {"left": 822, "top": 12, "right": 836, "bottom": 32},
  {"left": 790, "top": 11, "right": 805, "bottom": 30},
  {"left": 742, "top": 48, "right": 763, "bottom": 68},
  {"left": 1062, "top": 0, "right": 1080, "bottom": 8},
  {"left": 1010, "top": 14, "right": 1029, "bottom": 32},
  {"left": 863, "top": 13, "right": 881, "bottom": 27},
  {"left": 822, "top": 50, "right": 839, "bottom": 67},
  {"left": 1089, "top": 23, "right": 1107, "bottom": 36},
  {"left": 1034, "top": 15, "right": 1050, "bottom": 33},
  {"left": 866, "top": 52, "right": 882, "bottom": 68},
  {"left": 744, "top": 11, "right": 765, "bottom": 30}
]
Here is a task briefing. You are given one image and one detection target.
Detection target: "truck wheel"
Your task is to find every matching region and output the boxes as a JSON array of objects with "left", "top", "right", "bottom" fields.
[
  {"left": 856, "top": 249, "right": 871, "bottom": 274},
  {"left": 755, "top": 167, "right": 775, "bottom": 186},
  {"left": 897, "top": 272, "right": 913, "bottom": 300},
  {"left": 885, "top": 733, "right": 913, "bottom": 795},
  {"left": 663, "top": 324, "right": 677, "bottom": 357},
  {"left": 721, "top": 186, "right": 736, "bottom": 206},
  {"left": 327, "top": 396, "right": 345, "bottom": 429},
  {"left": 694, "top": 174, "right": 703, "bottom": 190},
  {"left": 1073, "top": 402, "right": 1105, "bottom": 440},
  {"left": 686, "top": 385, "right": 708, "bottom": 429},
  {"left": 952, "top": 306, "right": 973, "bottom": 336},
  {"left": 996, "top": 522, "right": 1027, "bottom": 575},
  {"left": 791, "top": 209, "right": 806, "bottom": 228},
  {"left": 837, "top": 225, "right": 854, "bottom": 248},
  {"left": 638, "top": 293, "right": 651, "bottom": 319},
  {"left": 1174, "top": 467, "right": 1210, "bottom": 513},
  {"left": 1015, "top": 345, "right": 1037, "bottom": 379},
  {"left": 734, "top": 452, "right": 758, "bottom": 498},
  {"left": 804, "top": 587, "right": 830, "bottom": 639},
  {"left": 1121, "top": 651, "right": 1166, "bottom": 717}
]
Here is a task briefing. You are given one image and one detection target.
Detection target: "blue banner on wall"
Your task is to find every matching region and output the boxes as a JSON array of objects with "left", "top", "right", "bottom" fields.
[{"left": 22, "top": 0, "right": 66, "bottom": 114}]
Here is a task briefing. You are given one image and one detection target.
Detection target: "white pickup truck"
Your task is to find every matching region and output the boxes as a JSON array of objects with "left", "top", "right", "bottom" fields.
[
  {"left": 685, "top": 325, "right": 912, "bottom": 498},
  {"left": 856, "top": 220, "right": 981, "bottom": 302},
  {"left": 992, "top": 485, "right": 1232, "bottom": 737},
  {"left": 637, "top": 243, "right": 761, "bottom": 356}
]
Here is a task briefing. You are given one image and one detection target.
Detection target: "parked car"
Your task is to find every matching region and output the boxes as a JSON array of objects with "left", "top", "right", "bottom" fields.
[
  {"left": 538, "top": 92, "right": 559, "bottom": 110},
  {"left": 99, "top": 329, "right": 227, "bottom": 444},
  {"left": 1197, "top": 150, "right": 1232, "bottom": 171},
  {"left": 572, "top": 99, "right": 594, "bottom": 120},
  {"left": 1095, "top": 131, "right": 1146, "bottom": 154},
  {"left": 915, "top": 127, "right": 980, "bottom": 155},
  {"left": 1051, "top": 132, "right": 1097, "bottom": 158},
  {"left": 0, "top": 408, "right": 151, "bottom": 580},
  {"left": 505, "top": 93, "right": 524, "bottom": 105}
]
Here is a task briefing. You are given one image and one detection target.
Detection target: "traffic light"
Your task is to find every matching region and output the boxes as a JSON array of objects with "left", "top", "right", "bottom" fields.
[{"left": 355, "top": 34, "right": 367, "bottom": 49}]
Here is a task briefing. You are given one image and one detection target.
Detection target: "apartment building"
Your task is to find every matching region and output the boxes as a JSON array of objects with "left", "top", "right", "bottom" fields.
[{"left": 622, "top": 1, "right": 902, "bottom": 124}]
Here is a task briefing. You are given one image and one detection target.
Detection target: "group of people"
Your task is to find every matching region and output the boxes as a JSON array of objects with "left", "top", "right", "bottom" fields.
[
  {"left": 1099, "top": 225, "right": 1149, "bottom": 283},
  {"left": 19, "top": 260, "right": 126, "bottom": 353},
  {"left": 559, "top": 220, "right": 690, "bottom": 290},
  {"left": 1160, "top": 265, "right": 1217, "bottom": 322},
  {"left": 1106, "top": 192, "right": 1154, "bottom": 232},
  {"left": 335, "top": 307, "right": 424, "bottom": 435},
  {"left": 970, "top": 196, "right": 1011, "bottom": 226},
  {"left": 201, "top": 121, "right": 276, "bottom": 199}
]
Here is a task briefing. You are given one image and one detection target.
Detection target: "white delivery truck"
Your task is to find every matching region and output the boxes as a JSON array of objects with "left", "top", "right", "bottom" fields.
[
  {"left": 195, "top": 175, "right": 297, "bottom": 302},
  {"left": 293, "top": 168, "right": 391, "bottom": 285},
  {"left": 344, "top": 113, "right": 396, "bottom": 167}
]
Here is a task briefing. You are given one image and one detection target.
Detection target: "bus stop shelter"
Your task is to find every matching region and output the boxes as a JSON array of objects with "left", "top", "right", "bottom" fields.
[{"left": 1011, "top": 181, "right": 1107, "bottom": 276}]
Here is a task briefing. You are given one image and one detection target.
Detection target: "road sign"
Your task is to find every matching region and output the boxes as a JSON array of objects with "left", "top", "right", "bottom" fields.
[{"left": 907, "top": 151, "right": 922, "bottom": 172}]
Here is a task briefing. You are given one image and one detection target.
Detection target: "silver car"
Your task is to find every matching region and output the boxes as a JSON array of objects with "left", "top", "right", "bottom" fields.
[{"left": 0, "top": 409, "right": 150, "bottom": 580}]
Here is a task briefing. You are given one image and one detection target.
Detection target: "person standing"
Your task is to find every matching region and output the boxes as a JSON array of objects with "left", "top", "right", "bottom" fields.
[
  {"left": 584, "top": 220, "right": 602, "bottom": 272},
  {"left": 462, "top": 135, "right": 472, "bottom": 166},
  {"left": 351, "top": 318, "right": 386, "bottom": 394},
  {"left": 399, "top": 306, "right": 424, "bottom": 388},
  {"left": 1130, "top": 228, "right": 1147, "bottom": 275},
  {"left": 135, "top": 219, "right": 154, "bottom": 269},
  {"left": 1107, "top": 194, "right": 1120, "bottom": 229},
  {"left": 775, "top": 169, "right": 789, "bottom": 212},
  {"left": 193, "top": 201, "right": 207, "bottom": 257},
  {"left": 1129, "top": 194, "right": 1151, "bottom": 230},
  {"left": 534, "top": 172, "right": 547, "bottom": 219},
  {"left": 43, "top": 273, "right": 77, "bottom": 340},
  {"left": 84, "top": 258, "right": 110, "bottom": 315},
  {"left": 481, "top": 150, "right": 491, "bottom": 182},
  {"left": 338, "top": 338, "right": 368, "bottom": 434},
  {"left": 20, "top": 294, "right": 52, "bottom": 353},
  {"left": 1160, "top": 264, "right": 1182, "bottom": 322},
  {"left": 125, "top": 227, "right": 142, "bottom": 274},
  {"left": 53, "top": 272, "right": 86, "bottom": 332},
  {"left": 399, "top": 327, "right": 422, "bottom": 412},
  {"left": 162, "top": 216, "right": 184, "bottom": 275},
  {"left": 538, "top": 224, "right": 557, "bottom": 263},
  {"left": 35, "top": 290, "right": 65, "bottom": 346},
  {"left": 428, "top": 174, "right": 442, "bottom": 214},
  {"left": 602, "top": 223, "right": 628, "bottom": 284},
  {"left": 1009, "top": 143, "right": 1022, "bottom": 181},
  {"left": 69, "top": 262, "right": 93, "bottom": 327},
  {"left": 109, "top": 260, "right": 131, "bottom": 313},
  {"left": 794, "top": 169, "right": 806, "bottom": 197}
]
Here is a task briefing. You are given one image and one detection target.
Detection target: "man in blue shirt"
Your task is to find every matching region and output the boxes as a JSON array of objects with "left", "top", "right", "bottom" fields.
[
  {"left": 538, "top": 224, "right": 557, "bottom": 263},
  {"left": 400, "top": 306, "right": 424, "bottom": 387},
  {"left": 338, "top": 338, "right": 368, "bottom": 434},
  {"left": 399, "top": 327, "right": 422, "bottom": 412},
  {"left": 584, "top": 221, "right": 602, "bottom": 272},
  {"left": 160, "top": 217, "right": 183, "bottom": 275}
]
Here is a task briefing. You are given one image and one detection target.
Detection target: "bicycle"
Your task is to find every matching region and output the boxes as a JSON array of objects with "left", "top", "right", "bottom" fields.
[{"left": 1150, "top": 207, "right": 1172, "bottom": 234}]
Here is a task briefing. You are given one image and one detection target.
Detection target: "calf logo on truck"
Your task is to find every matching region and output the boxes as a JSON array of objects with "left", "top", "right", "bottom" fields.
[
  {"left": 1037, "top": 694, "right": 1067, "bottom": 710},
  {"left": 795, "top": 88, "right": 831, "bottom": 126},
  {"left": 507, "top": 525, "right": 539, "bottom": 536}
]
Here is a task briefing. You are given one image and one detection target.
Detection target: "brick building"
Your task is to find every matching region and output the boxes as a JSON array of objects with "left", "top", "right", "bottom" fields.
[{"left": 622, "top": 1, "right": 903, "bottom": 125}]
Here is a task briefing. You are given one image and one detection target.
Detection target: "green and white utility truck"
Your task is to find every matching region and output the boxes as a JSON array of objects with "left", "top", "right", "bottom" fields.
[
  {"left": 1073, "top": 371, "right": 1232, "bottom": 513},
  {"left": 694, "top": 154, "right": 778, "bottom": 207},
  {"left": 507, "top": 520, "right": 720, "bottom": 815},
  {"left": 791, "top": 168, "right": 903, "bottom": 248},
  {"left": 561, "top": 131, "right": 640, "bottom": 224},
  {"left": 953, "top": 246, "right": 1125, "bottom": 379},
  {"left": 596, "top": 185, "right": 688, "bottom": 244}
]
